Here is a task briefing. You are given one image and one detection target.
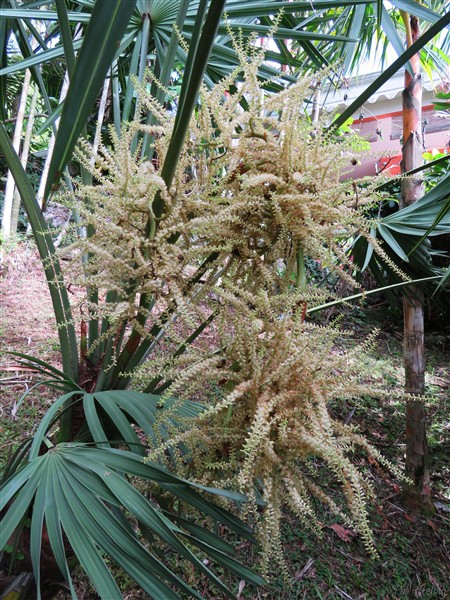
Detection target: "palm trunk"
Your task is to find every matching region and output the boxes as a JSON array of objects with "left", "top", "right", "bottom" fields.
[
  {"left": 400, "top": 13, "right": 434, "bottom": 515},
  {"left": 90, "top": 75, "right": 110, "bottom": 163},
  {"left": 35, "top": 73, "right": 70, "bottom": 211},
  {"left": 10, "top": 83, "right": 39, "bottom": 233},
  {"left": 1, "top": 69, "right": 31, "bottom": 241}
]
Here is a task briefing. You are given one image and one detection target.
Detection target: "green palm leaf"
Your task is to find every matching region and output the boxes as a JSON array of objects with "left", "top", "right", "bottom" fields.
[
  {"left": 0, "top": 40, "right": 84, "bottom": 76},
  {"left": 390, "top": 0, "right": 450, "bottom": 25},
  {"left": 350, "top": 171, "right": 450, "bottom": 282},
  {"left": 83, "top": 390, "right": 205, "bottom": 453},
  {"left": 378, "top": 224, "right": 410, "bottom": 262},
  {"left": 1, "top": 444, "right": 262, "bottom": 599},
  {"left": 0, "top": 8, "right": 91, "bottom": 23},
  {"left": 222, "top": 0, "right": 374, "bottom": 16}
]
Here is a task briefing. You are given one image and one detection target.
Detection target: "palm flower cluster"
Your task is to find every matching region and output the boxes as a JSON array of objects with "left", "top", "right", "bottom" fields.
[
  {"left": 63, "top": 48, "right": 378, "bottom": 316},
  {"left": 152, "top": 289, "right": 407, "bottom": 568},
  {"left": 60, "top": 49, "right": 406, "bottom": 569},
  {"left": 176, "top": 63, "right": 378, "bottom": 292}
]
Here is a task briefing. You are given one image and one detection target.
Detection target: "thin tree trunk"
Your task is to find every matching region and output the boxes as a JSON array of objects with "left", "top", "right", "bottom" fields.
[
  {"left": 90, "top": 75, "right": 110, "bottom": 164},
  {"left": 35, "top": 72, "right": 70, "bottom": 211},
  {"left": 1, "top": 69, "right": 31, "bottom": 241},
  {"left": 311, "top": 88, "right": 321, "bottom": 124},
  {"left": 10, "top": 83, "right": 39, "bottom": 233},
  {"left": 400, "top": 13, "right": 435, "bottom": 515}
]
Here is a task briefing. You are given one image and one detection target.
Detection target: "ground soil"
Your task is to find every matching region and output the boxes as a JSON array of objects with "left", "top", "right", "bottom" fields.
[{"left": 1, "top": 244, "right": 62, "bottom": 450}]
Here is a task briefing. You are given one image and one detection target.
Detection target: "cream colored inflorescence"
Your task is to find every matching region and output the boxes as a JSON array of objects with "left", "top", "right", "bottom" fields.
[{"left": 60, "top": 47, "right": 407, "bottom": 570}]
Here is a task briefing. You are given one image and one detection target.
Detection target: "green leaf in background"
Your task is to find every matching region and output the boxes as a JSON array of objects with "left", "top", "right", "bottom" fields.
[
  {"left": 390, "top": 0, "right": 450, "bottom": 26},
  {"left": 349, "top": 170, "right": 450, "bottom": 285},
  {"left": 433, "top": 91, "right": 450, "bottom": 111}
]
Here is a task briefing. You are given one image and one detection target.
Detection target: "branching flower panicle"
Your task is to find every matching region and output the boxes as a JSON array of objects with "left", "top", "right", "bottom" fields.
[{"left": 58, "top": 44, "right": 407, "bottom": 573}]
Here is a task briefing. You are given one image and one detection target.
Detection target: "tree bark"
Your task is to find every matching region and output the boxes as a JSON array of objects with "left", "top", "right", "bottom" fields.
[{"left": 400, "top": 14, "right": 435, "bottom": 515}]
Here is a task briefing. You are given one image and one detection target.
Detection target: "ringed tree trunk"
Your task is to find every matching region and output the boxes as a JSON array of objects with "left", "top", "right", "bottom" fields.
[{"left": 400, "top": 13, "right": 435, "bottom": 515}]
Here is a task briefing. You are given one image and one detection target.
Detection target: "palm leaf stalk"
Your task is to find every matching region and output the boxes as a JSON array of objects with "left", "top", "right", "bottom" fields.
[{"left": 90, "top": 0, "right": 227, "bottom": 388}]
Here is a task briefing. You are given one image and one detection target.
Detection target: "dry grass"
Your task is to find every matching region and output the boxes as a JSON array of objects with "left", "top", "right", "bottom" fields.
[{"left": 1, "top": 242, "right": 61, "bottom": 463}]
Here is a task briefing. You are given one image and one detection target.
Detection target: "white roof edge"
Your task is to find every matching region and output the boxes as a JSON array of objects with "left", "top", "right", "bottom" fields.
[{"left": 322, "top": 70, "right": 447, "bottom": 111}]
